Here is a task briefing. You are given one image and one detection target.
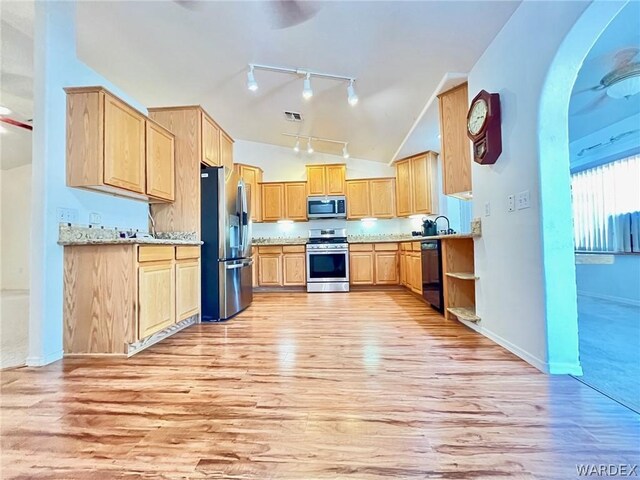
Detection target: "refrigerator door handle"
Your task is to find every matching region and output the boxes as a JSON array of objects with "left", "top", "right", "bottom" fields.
[{"left": 225, "top": 262, "right": 244, "bottom": 270}]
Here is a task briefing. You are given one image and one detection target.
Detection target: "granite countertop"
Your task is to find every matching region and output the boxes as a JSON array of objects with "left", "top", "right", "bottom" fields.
[
  {"left": 347, "top": 233, "right": 477, "bottom": 244},
  {"left": 58, "top": 224, "right": 202, "bottom": 246},
  {"left": 252, "top": 237, "right": 308, "bottom": 246}
]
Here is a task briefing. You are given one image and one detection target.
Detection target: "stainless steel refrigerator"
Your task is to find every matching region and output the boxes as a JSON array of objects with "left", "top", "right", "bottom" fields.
[{"left": 201, "top": 166, "right": 253, "bottom": 321}]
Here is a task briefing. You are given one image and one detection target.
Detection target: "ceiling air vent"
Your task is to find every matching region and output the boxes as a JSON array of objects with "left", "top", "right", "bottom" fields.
[{"left": 284, "top": 111, "right": 303, "bottom": 122}]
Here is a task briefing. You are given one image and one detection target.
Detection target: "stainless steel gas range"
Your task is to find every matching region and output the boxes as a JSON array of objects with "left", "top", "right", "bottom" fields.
[{"left": 306, "top": 228, "right": 349, "bottom": 293}]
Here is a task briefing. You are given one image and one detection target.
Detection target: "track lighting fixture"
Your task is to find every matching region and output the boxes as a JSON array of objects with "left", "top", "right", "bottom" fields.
[
  {"left": 347, "top": 80, "right": 358, "bottom": 106},
  {"left": 0, "top": 106, "right": 11, "bottom": 116},
  {"left": 307, "top": 138, "right": 314, "bottom": 154},
  {"left": 247, "top": 66, "right": 258, "bottom": 92},
  {"left": 342, "top": 144, "right": 350, "bottom": 159},
  {"left": 283, "top": 133, "right": 350, "bottom": 158},
  {"left": 302, "top": 73, "right": 313, "bottom": 100},
  {"left": 293, "top": 138, "right": 300, "bottom": 153},
  {"left": 246, "top": 64, "right": 358, "bottom": 105}
]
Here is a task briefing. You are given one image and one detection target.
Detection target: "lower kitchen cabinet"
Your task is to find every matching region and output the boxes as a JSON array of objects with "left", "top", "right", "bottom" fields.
[
  {"left": 349, "top": 251, "right": 375, "bottom": 285},
  {"left": 258, "top": 254, "right": 282, "bottom": 286},
  {"left": 256, "top": 245, "right": 306, "bottom": 287},
  {"left": 283, "top": 253, "right": 306, "bottom": 286},
  {"left": 399, "top": 242, "right": 422, "bottom": 294},
  {"left": 63, "top": 244, "right": 201, "bottom": 355},
  {"left": 349, "top": 243, "right": 399, "bottom": 286},
  {"left": 374, "top": 251, "right": 399, "bottom": 284}
]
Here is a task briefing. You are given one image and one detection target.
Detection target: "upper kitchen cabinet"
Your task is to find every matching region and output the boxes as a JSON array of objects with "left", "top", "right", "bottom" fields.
[
  {"left": 220, "top": 132, "right": 234, "bottom": 171},
  {"left": 234, "top": 164, "right": 263, "bottom": 222},
  {"left": 201, "top": 113, "right": 220, "bottom": 167},
  {"left": 260, "top": 182, "right": 307, "bottom": 222},
  {"left": 66, "top": 86, "right": 174, "bottom": 202},
  {"left": 306, "top": 164, "right": 346, "bottom": 196},
  {"left": 394, "top": 152, "right": 438, "bottom": 216},
  {"left": 438, "top": 83, "right": 472, "bottom": 199},
  {"left": 346, "top": 177, "right": 395, "bottom": 219}
]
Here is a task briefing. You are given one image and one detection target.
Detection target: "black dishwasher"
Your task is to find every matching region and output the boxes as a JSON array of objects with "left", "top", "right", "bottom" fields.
[{"left": 421, "top": 240, "right": 443, "bottom": 313}]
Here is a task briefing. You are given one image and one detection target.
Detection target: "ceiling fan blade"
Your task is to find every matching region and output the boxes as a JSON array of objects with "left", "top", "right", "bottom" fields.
[
  {"left": 572, "top": 84, "right": 604, "bottom": 95},
  {"left": 613, "top": 47, "right": 640, "bottom": 69},
  {"left": 571, "top": 93, "right": 610, "bottom": 116},
  {"left": 267, "top": 1, "right": 320, "bottom": 29}
]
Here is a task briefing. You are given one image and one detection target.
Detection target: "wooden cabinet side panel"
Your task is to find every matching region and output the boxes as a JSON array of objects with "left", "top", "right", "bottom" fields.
[
  {"left": 66, "top": 91, "right": 103, "bottom": 187},
  {"left": 103, "top": 94, "right": 146, "bottom": 194},
  {"left": 146, "top": 121, "right": 175, "bottom": 201},
  {"left": 370, "top": 178, "right": 396, "bottom": 218},
  {"left": 63, "top": 245, "right": 136, "bottom": 354},
  {"left": 138, "top": 262, "right": 176, "bottom": 339},
  {"left": 439, "top": 83, "right": 471, "bottom": 196},
  {"left": 284, "top": 183, "right": 308, "bottom": 221},
  {"left": 283, "top": 253, "right": 306, "bottom": 286},
  {"left": 149, "top": 108, "right": 201, "bottom": 234}
]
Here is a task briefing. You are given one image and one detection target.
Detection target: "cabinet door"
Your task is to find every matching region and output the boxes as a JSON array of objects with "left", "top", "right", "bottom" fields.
[
  {"left": 439, "top": 83, "right": 471, "bottom": 196},
  {"left": 412, "top": 155, "right": 434, "bottom": 214},
  {"left": 409, "top": 254, "right": 423, "bottom": 294},
  {"left": 220, "top": 132, "right": 234, "bottom": 170},
  {"left": 252, "top": 251, "right": 258, "bottom": 287},
  {"left": 399, "top": 252, "right": 407, "bottom": 286},
  {"left": 349, "top": 252, "right": 374, "bottom": 285},
  {"left": 138, "top": 262, "right": 175, "bottom": 339},
  {"left": 395, "top": 159, "right": 412, "bottom": 216},
  {"left": 241, "top": 166, "right": 263, "bottom": 222},
  {"left": 375, "top": 252, "right": 399, "bottom": 285},
  {"left": 201, "top": 114, "right": 220, "bottom": 166},
  {"left": 258, "top": 254, "right": 282, "bottom": 286},
  {"left": 261, "top": 183, "right": 284, "bottom": 221},
  {"left": 284, "top": 183, "right": 308, "bottom": 221},
  {"left": 176, "top": 260, "right": 200, "bottom": 321},
  {"left": 306, "top": 165, "right": 326, "bottom": 196},
  {"left": 103, "top": 94, "right": 146, "bottom": 193},
  {"left": 346, "top": 180, "right": 370, "bottom": 219},
  {"left": 370, "top": 178, "right": 395, "bottom": 218},
  {"left": 146, "top": 121, "right": 175, "bottom": 201},
  {"left": 283, "top": 253, "right": 306, "bottom": 286},
  {"left": 326, "top": 165, "right": 346, "bottom": 195}
]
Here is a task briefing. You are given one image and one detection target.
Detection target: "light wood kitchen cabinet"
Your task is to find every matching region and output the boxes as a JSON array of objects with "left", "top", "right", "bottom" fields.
[
  {"left": 220, "top": 131, "right": 234, "bottom": 171},
  {"left": 261, "top": 183, "right": 285, "bottom": 222},
  {"left": 306, "top": 164, "right": 346, "bottom": 196},
  {"left": 138, "top": 262, "right": 176, "bottom": 339},
  {"left": 251, "top": 248, "right": 258, "bottom": 287},
  {"left": 438, "top": 83, "right": 472, "bottom": 199},
  {"left": 283, "top": 251, "right": 306, "bottom": 286},
  {"left": 394, "top": 152, "right": 438, "bottom": 216},
  {"left": 349, "top": 251, "right": 375, "bottom": 285},
  {"left": 66, "top": 86, "right": 176, "bottom": 202},
  {"left": 235, "top": 164, "right": 264, "bottom": 222},
  {"left": 408, "top": 252, "right": 423, "bottom": 295},
  {"left": 146, "top": 120, "right": 175, "bottom": 202},
  {"left": 63, "top": 244, "right": 200, "bottom": 355},
  {"left": 370, "top": 178, "right": 396, "bottom": 218},
  {"left": 258, "top": 254, "right": 282, "bottom": 286},
  {"left": 399, "top": 250, "right": 407, "bottom": 286},
  {"left": 284, "top": 182, "right": 308, "bottom": 221},
  {"left": 346, "top": 180, "right": 370, "bottom": 219},
  {"left": 374, "top": 243, "right": 399, "bottom": 285},
  {"left": 261, "top": 182, "right": 307, "bottom": 221},
  {"left": 346, "top": 177, "right": 396, "bottom": 219},
  {"left": 201, "top": 113, "right": 221, "bottom": 167}
]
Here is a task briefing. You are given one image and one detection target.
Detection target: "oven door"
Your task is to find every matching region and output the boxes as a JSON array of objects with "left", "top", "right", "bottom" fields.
[
  {"left": 307, "top": 199, "right": 337, "bottom": 219},
  {"left": 306, "top": 249, "right": 349, "bottom": 282}
]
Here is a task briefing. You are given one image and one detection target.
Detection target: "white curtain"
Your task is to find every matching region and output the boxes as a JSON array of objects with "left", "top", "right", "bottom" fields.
[{"left": 572, "top": 154, "right": 640, "bottom": 252}]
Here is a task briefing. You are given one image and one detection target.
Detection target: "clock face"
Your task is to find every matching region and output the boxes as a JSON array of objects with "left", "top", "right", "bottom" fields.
[{"left": 468, "top": 98, "right": 488, "bottom": 136}]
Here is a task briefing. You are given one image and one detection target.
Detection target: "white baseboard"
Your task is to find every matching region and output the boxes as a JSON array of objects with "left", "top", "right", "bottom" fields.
[
  {"left": 26, "top": 349, "right": 63, "bottom": 367},
  {"left": 578, "top": 291, "right": 640, "bottom": 307}
]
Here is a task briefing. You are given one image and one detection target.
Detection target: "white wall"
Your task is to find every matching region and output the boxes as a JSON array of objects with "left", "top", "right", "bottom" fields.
[
  {"left": 29, "top": 0, "right": 150, "bottom": 365},
  {"left": 1, "top": 163, "right": 32, "bottom": 290},
  {"left": 466, "top": 1, "right": 592, "bottom": 373}
]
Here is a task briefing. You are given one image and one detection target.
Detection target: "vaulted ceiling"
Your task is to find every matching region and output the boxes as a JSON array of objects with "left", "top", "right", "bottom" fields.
[{"left": 75, "top": 1, "right": 520, "bottom": 162}]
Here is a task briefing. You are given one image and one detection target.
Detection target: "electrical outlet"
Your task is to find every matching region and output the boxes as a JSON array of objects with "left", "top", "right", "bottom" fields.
[
  {"left": 507, "top": 195, "right": 515, "bottom": 212},
  {"left": 89, "top": 212, "right": 102, "bottom": 225},
  {"left": 517, "top": 190, "right": 530, "bottom": 210},
  {"left": 56, "top": 207, "right": 79, "bottom": 224},
  {"left": 484, "top": 201, "right": 491, "bottom": 217}
]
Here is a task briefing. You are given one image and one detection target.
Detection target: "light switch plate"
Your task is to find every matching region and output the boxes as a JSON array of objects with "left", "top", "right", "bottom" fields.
[
  {"left": 507, "top": 195, "right": 515, "bottom": 212},
  {"left": 89, "top": 212, "right": 102, "bottom": 225},
  {"left": 56, "top": 207, "right": 79, "bottom": 224},
  {"left": 484, "top": 202, "right": 491, "bottom": 217},
  {"left": 517, "top": 190, "right": 530, "bottom": 210}
]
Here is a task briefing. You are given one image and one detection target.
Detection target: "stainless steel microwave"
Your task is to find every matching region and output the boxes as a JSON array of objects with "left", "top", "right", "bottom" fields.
[{"left": 307, "top": 196, "right": 347, "bottom": 219}]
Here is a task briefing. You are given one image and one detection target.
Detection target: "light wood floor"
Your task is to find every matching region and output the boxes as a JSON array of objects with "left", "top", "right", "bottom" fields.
[{"left": 1, "top": 291, "right": 639, "bottom": 479}]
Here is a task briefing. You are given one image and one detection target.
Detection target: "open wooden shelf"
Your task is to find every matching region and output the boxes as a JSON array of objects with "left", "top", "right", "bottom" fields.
[
  {"left": 445, "top": 272, "right": 477, "bottom": 281},
  {"left": 447, "top": 307, "right": 481, "bottom": 323}
]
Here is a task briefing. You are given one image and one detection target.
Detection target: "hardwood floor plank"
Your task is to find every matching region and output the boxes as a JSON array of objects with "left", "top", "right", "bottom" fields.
[{"left": 1, "top": 291, "right": 638, "bottom": 479}]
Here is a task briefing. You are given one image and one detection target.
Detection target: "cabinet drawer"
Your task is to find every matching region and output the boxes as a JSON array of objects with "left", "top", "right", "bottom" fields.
[
  {"left": 374, "top": 243, "right": 398, "bottom": 251},
  {"left": 400, "top": 242, "right": 411, "bottom": 251},
  {"left": 282, "top": 245, "right": 305, "bottom": 253},
  {"left": 176, "top": 246, "right": 200, "bottom": 260},
  {"left": 412, "top": 242, "right": 422, "bottom": 252},
  {"left": 350, "top": 243, "right": 373, "bottom": 252},
  {"left": 258, "top": 246, "right": 283, "bottom": 254},
  {"left": 139, "top": 246, "right": 175, "bottom": 262}
]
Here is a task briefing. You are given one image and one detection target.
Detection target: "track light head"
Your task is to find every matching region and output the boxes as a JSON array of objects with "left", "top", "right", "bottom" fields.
[
  {"left": 293, "top": 138, "right": 300, "bottom": 153},
  {"left": 247, "top": 66, "right": 258, "bottom": 92},
  {"left": 347, "top": 79, "right": 358, "bottom": 106},
  {"left": 342, "top": 144, "right": 350, "bottom": 159},
  {"left": 0, "top": 105, "right": 11, "bottom": 116},
  {"left": 307, "top": 138, "right": 314, "bottom": 154},
  {"left": 302, "top": 73, "right": 313, "bottom": 100}
]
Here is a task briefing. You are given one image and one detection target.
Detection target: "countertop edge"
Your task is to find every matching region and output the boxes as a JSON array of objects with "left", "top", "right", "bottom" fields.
[
  {"left": 251, "top": 234, "right": 478, "bottom": 246},
  {"left": 59, "top": 240, "right": 204, "bottom": 246}
]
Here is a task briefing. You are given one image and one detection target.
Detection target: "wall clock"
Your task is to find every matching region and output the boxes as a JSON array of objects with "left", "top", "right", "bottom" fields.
[{"left": 466, "top": 90, "right": 502, "bottom": 165}]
